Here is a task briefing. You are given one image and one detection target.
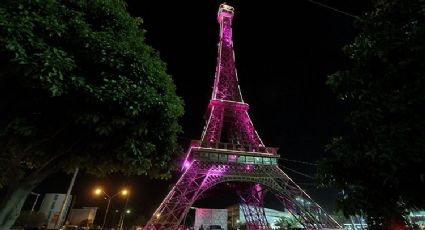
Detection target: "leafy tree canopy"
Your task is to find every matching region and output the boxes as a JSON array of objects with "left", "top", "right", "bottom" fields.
[
  {"left": 319, "top": 0, "right": 425, "bottom": 228},
  {"left": 0, "top": 0, "right": 184, "bottom": 187}
]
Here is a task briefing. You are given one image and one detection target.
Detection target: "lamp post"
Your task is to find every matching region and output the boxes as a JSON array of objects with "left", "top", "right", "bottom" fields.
[
  {"left": 94, "top": 188, "right": 128, "bottom": 230},
  {"left": 117, "top": 191, "right": 130, "bottom": 230},
  {"left": 117, "top": 209, "right": 131, "bottom": 230}
]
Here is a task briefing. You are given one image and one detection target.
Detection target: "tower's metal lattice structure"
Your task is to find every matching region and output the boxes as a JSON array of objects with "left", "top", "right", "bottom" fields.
[{"left": 144, "top": 4, "right": 341, "bottom": 230}]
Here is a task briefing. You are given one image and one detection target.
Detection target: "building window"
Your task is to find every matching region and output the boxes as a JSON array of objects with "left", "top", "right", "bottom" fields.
[{"left": 237, "top": 156, "right": 245, "bottom": 163}]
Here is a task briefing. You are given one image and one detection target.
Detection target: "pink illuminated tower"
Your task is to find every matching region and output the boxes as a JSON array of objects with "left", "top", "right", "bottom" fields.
[{"left": 144, "top": 4, "right": 341, "bottom": 230}]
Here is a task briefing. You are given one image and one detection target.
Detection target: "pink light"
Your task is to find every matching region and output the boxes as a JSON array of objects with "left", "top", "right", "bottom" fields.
[
  {"left": 229, "top": 155, "right": 237, "bottom": 160},
  {"left": 245, "top": 164, "right": 253, "bottom": 171},
  {"left": 183, "top": 161, "right": 190, "bottom": 169}
]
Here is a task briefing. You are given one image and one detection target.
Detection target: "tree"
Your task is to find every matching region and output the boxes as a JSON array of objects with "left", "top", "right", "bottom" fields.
[
  {"left": 274, "top": 216, "right": 299, "bottom": 230},
  {"left": 318, "top": 0, "right": 425, "bottom": 229},
  {"left": 0, "top": 0, "right": 184, "bottom": 228},
  {"left": 14, "top": 211, "right": 47, "bottom": 229}
]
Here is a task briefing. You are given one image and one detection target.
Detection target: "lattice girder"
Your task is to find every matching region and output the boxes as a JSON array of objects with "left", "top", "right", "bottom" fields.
[
  {"left": 201, "top": 105, "right": 225, "bottom": 144},
  {"left": 201, "top": 101, "right": 264, "bottom": 149},
  {"left": 239, "top": 185, "right": 271, "bottom": 230},
  {"left": 144, "top": 160, "right": 341, "bottom": 230}
]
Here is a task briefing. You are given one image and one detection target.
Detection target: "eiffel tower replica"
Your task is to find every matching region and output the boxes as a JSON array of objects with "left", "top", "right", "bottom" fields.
[{"left": 145, "top": 3, "right": 341, "bottom": 230}]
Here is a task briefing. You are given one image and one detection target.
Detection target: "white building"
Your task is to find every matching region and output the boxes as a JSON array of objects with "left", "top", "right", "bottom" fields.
[
  {"left": 194, "top": 208, "right": 228, "bottom": 230},
  {"left": 193, "top": 205, "right": 300, "bottom": 229},
  {"left": 38, "top": 193, "right": 72, "bottom": 229},
  {"left": 67, "top": 207, "right": 98, "bottom": 226},
  {"left": 227, "top": 204, "right": 300, "bottom": 229}
]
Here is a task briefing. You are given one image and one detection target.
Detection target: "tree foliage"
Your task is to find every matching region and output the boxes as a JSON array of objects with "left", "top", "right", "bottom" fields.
[
  {"left": 0, "top": 0, "right": 184, "bottom": 186},
  {"left": 274, "top": 215, "right": 299, "bottom": 229},
  {"left": 319, "top": 0, "right": 425, "bottom": 229}
]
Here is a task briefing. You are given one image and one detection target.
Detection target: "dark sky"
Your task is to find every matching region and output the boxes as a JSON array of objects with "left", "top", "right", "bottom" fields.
[{"left": 33, "top": 0, "right": 372, "bottom": 224}]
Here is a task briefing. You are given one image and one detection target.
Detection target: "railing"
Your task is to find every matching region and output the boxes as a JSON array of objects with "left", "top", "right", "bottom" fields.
[{"left": 190, "top": 140, "right": 278, "bottom": 155}]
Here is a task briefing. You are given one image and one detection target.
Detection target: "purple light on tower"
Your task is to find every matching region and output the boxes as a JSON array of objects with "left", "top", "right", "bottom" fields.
[
  {"left": 200, "top": 3, "right": 265, "bottom": 148},
  {"left": 183, "top": 161, "right": 191, "bottom": 169},
  {"left": 212, "top": 3, "right": 241, "bottom": 102},
  {"left": 245, "top": 164, "right": 253, "bottom": 171}
]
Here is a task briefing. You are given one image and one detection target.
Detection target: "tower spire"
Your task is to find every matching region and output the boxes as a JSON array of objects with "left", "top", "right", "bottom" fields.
[
  {"left": 212, "top": 3, "right": 243, "bottom": 102},
  {"left": 200, "top": 3, "right": 266, "bottom": 147}
]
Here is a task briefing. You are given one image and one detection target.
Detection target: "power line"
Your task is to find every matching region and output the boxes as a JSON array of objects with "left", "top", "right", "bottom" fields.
[
  {"left": 280, "top": 158, "right": 318, "bottom": 166},
  {"left": 297, "top": 182, "right": 319, "bottom": 186},
  {"left": 308, "top": 0, "right": 360, "bottom": 19},
  {"left": 279, "top": 164, "right": 316, "bottom": 180}
]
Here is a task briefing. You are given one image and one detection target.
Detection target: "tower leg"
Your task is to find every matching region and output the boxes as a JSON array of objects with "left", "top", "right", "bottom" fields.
[
  {"left": 238, "top": 184, "right": 271, "bottom": 230},
  {"left": 268, "top": 166, "right": 339, "bottom": 229},
  {"left": 145, "top": 162, "right": 341, "bottom": 230},
  {"left": 144, "top": 163, "right": 207, "bottom": 230}
]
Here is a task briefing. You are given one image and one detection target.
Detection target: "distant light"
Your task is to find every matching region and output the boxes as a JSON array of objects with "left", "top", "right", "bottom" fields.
[
  {"left": 156, "top": 213, "right": 161, "bottom": 219},
  {"left": 236, "top": 219, "right": 240, "bottom": 223},
  {"left": 126, "top": 209, "right": 131, "bottom": 214},
  {"left": 121, "top": 189, "right": 129, "bottom": 196}
]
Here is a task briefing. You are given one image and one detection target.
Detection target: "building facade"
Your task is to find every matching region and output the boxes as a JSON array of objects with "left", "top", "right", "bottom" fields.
[{"left": 38, "top": 193, "right": 72, "bottom": 229}]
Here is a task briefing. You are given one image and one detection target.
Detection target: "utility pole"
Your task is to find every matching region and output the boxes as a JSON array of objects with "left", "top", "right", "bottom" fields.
[
  {"left": 55, "top": 167, "right": 79, "bottom": 229},
  {"left": 102, "top": 197, "right": 112, "bottom": 230},
  {"left": 117, "top": 193, "right": 130, "bottom": 230}
]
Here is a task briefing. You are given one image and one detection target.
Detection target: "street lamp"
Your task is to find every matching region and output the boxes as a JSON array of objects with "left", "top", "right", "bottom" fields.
[
  {"left": 95, "top": 188, "right": 102, "bottom": 195},
  {"left": 93, "top": 187, "right": 129, "bottom": 230},
  {"left": 117, "top": 190, "right": 131, "bottom": 230}
]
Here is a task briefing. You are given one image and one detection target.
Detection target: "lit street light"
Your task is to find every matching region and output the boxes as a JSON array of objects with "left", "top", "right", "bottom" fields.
[
  {"left": 95, "top": 188, "right": 102, "bottom": 195},
  {"left": 93, "top": 187, "right": 129, "bottom": 230}
]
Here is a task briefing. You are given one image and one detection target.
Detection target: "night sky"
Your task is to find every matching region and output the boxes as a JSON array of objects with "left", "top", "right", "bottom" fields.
[{"left": 32, "top": 0, "right": 372, "bottom": 224}]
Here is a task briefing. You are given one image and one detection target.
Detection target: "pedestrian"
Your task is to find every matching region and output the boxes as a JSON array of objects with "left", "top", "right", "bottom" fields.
[{"left": 199, "top": 224, "right": 204, "bottom": 230}]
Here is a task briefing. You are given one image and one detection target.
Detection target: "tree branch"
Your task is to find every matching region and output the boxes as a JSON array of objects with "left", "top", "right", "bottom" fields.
[
  {"left": 25, "top": 133, "right": 86, "bottom": 182},
  {"left": 22, "top": 122, "right": 71, "bottom": 154}
]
